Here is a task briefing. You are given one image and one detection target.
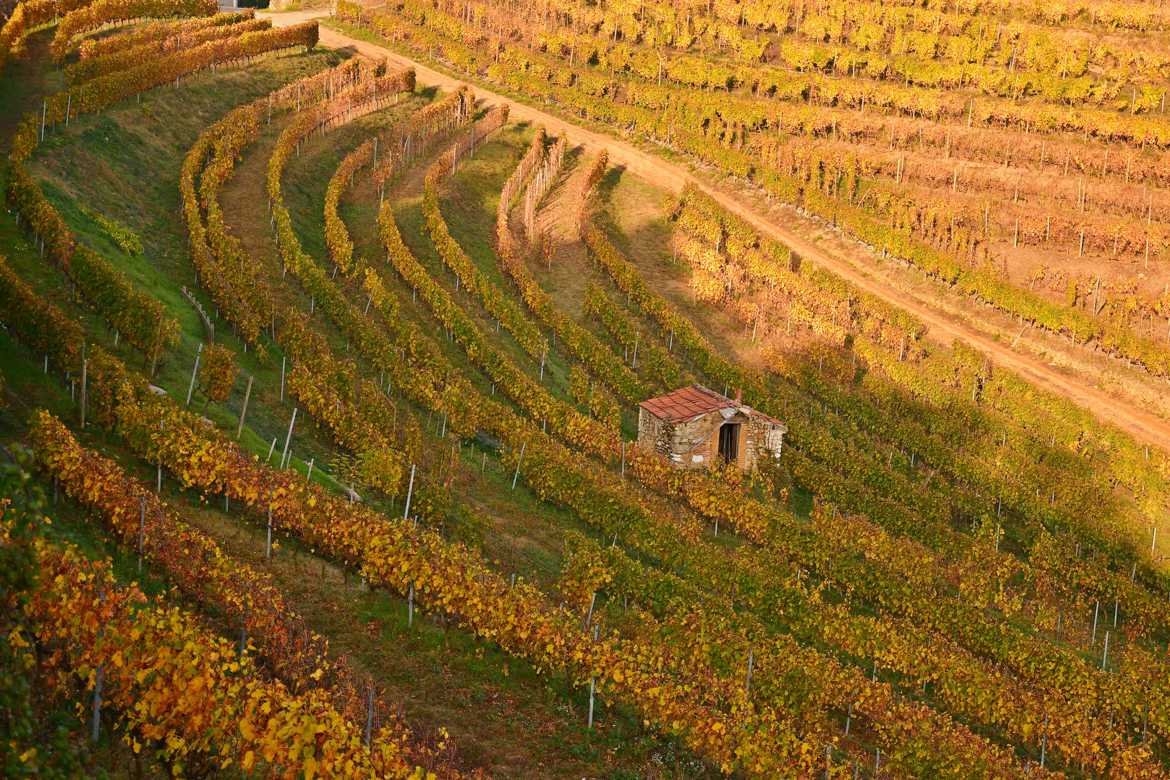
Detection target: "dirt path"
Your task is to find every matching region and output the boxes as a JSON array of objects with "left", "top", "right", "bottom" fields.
[
  {"left": 524, "top": 148, "right": 595, "bottom": 320},
  {"left": 264, "top": 10, "right": 1170, "bottom": 455}
]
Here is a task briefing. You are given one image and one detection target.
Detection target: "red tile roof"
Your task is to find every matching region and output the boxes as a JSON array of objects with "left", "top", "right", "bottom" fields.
[
  {"left": 639, "top": 384, "right": 786, "bottom": 428},
  {"left": 639, "top": 385, "right": 736, "bottom": 423}
]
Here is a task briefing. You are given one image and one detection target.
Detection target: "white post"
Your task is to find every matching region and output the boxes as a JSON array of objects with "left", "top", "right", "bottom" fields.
[
  {"left": 402, "top": 464, "right": 416, "bottom": 519},
  {"left": 137, "top": 497, "right": 146, "bottom": 573},
  {"left": 511, "top": 442, "right": 527, "bottom": 490},
  {"left": 280, "top": 356, "right": 286, "bottom": 402},
  {"left": 280, "top": 408, "right": 298, "bottom": 467},
  {"left": 587, "top": 677, "right": 595, "bottom": 729},
  {"left": 80, "top": 356, "right": 88, "bottom": 428},
  {"left": 185, "top": 343, "right": 203, "bottom": 407},
  {"left": 265, "top": 509, "right": 273, "bottom": 560},
  {"left": 408, "top": 582, "right": 414, "bottom": 626},
  {"left": 236, "top": 375, "right": 254, "bottom": 439}
]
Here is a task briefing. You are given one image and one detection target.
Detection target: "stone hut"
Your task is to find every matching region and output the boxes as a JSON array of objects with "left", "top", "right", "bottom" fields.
[{"left": 637, "top": 384, "right": 786, "bottom": 470}]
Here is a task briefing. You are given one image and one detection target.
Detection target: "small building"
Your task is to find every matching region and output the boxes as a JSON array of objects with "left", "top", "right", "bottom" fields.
[{"left": 637, "top": 384, "right": 786, "bottom": 471}]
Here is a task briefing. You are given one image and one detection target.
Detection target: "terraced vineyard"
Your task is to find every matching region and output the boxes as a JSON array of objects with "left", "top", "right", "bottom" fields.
[{"left": 0, "top": 1, "right": 1169, "bottom": 777}]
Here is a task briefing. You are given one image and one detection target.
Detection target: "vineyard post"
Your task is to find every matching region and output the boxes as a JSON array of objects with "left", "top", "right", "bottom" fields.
[
  {"left": 745, "top": 647, "right": 754, "bottom": 694},
  {"left": 266, "top": 508, "right": 273, "bottom": 560},
  {"left": 1113, "top": 598, "right": 1119, "bottom": 627},
  {"left": 584, "top": 591, "right": 596, "bottom": 630},
  {"left": 1152, "top": 525, "right": 1158, "bottom": 554},
  {"left": 40, "top": 99, "right": 46, "bottom": 143},
  {"left": 511, "top": 441, "right": 527, "bottom": 490},
  {"left": 280, "top": 407, "right": 298, "bottom": 467},
  {"left": 402, "top": 467, "right": 416, "bottom": 521},
  {"left": 1091, "top": 601, "right": 1099, "bottom": 644},
  {"left": 1040, "top": 713, "right": 1047, "bottom": 767},
  {"left": 306, "top": 458, "right": 315, "bottom": 484},
  {"left": 156, "top": 461, "right": 161, "bottom": 493},
  {"left": 236, "top": 375, "right": 253, "bottom": 439},
  {"left": 65, "top": 94, "right": 71, "bottom": 126},
  {"left": 280, "top": 356, "right": 286, "bottom": 402},
  {"left": 587, "top": 676, "right": 595, "bottom": 729},
  {"left": 844, "top": 702, "right": 851, "bottom": 735},
  {"left": 185, "top": 343, "right": 203, "bottom": 407},
  {"left": 80, "top": 352, "right": 87, "bottom": 429},
  {"left": 587, "top": 623, "right": 599, "bottom": 729},
  {"left": 408, "top": 582, "right": 414, "bottom": 626},
  {"left": 620, "top": 441, "right": 625, "bottom": 478},
  {"left": 90, "top": 665, "right": 103, "bottom": 743},
  {"left": 1102, "top": 630, "right": 1110, "bottom": 670},
  {"left": 364, "top": 685, "right": 374, "bottom": 747},
  {"left": 137, "top": 496, "right": 145, "bottom": 573},
  {"left": 266, "top": 437, "right": 277, "bottom": 463}
]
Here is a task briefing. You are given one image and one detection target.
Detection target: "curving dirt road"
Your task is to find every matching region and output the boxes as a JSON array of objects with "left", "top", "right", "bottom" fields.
[{"left": 265, "top": 10, "right": 1170, "bottom": 454}]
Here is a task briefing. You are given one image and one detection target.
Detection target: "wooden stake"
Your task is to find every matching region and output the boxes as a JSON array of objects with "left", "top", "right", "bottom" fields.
[{"left": 91, "top": 666, "right": 103, "bottom": 743}]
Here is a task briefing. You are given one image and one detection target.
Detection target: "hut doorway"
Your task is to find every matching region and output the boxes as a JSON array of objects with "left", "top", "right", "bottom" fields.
[{"left": 718, "top": 422, "right": 740, "bottom": 464}]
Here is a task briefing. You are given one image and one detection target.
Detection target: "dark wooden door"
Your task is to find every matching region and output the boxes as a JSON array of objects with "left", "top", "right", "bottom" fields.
[{"left": 718, "top": 423, "right": 739, "bottom": 464}]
